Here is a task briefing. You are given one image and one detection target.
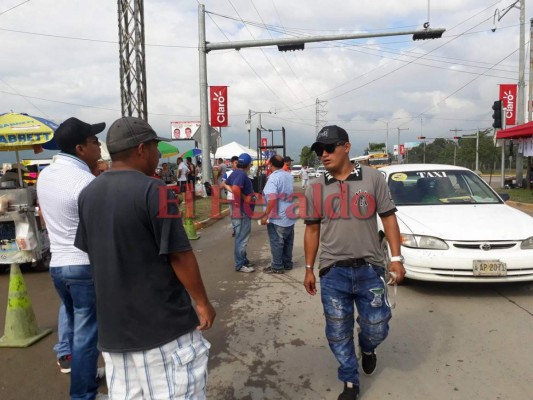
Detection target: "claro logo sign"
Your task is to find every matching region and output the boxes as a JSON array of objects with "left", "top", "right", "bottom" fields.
[
  {"left": 210, "top": 86, "right": 228, "bottom": 127},
  {"left": 499, "top": 84, "right": 517, "bottom": 126}
]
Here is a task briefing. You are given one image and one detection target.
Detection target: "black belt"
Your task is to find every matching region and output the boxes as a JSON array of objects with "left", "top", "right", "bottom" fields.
[
  {"left": 336, "top": 258, "right": 367, "bottom": 267},
  {"left": 319, "top": 258, "right": 367, "bottom": 278}
]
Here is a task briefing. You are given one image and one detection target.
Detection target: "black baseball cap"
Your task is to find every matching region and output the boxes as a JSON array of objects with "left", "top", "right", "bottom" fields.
[
  {"left": 283, "top": 156, "right": 293, "bottom": 162},
  {"left": 54, "top": 117, "right": 105, "bottom": 152},
  {"left": 107, "top": 116, "right": 170, "bottom": 154},
  {"left": 310, "top": 125, "right": 350, "bottom": 151}
]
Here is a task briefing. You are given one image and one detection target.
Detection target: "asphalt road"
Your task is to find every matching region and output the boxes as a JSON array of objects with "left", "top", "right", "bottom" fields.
[{"left": 1, "top": 207, "right": 533, "bottom": 399}]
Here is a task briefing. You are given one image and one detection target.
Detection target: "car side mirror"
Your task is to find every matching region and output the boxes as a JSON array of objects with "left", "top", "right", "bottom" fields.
[{"left": 498, "top": 193, "right": 510, "bottom": 201}]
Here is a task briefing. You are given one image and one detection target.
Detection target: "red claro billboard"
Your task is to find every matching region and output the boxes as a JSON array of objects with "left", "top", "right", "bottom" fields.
[
  {"left": 499, "top": 84, "right": 517, "bottom": 126},
  {"left": 210, "top": 86, "right": 228, "bottom": 127}
]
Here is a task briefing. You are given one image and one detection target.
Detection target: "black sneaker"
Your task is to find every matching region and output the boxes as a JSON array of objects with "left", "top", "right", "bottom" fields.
[
  {"left": 338, "top": 382, "right": 359, "bottom": 400},
  {"left": 361, "top": 350, "right": 377, "bottom": 375},
  {"left": 57, "top": 355, "right": 72, "bottom": 374},
  {"left": 263, "top": 266, "right": 285, "bottom": 274}
]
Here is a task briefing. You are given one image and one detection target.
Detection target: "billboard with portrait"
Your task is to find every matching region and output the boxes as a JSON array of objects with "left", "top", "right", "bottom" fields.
[{"left": 170, "top": 121, "right": 200, "bottom": 140}]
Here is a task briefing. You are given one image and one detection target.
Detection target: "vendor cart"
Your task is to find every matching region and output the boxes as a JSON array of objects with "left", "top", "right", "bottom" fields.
[{"left": 0, "top": 186, "right": 50, "bottom": 272}]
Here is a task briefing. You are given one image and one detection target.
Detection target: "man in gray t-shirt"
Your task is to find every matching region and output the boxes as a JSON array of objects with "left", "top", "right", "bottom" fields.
[{"left": 303, "top": 125, "right": 405, "bottom": 400}]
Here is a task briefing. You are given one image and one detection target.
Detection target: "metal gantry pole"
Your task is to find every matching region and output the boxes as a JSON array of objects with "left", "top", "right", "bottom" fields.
[{"left": 397, "top": 127, "right": 408, "bottom": 163}]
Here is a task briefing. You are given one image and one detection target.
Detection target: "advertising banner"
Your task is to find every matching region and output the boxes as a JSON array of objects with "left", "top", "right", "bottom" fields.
[
  {"left": 210, "top": 86, "right": 228, "bottom": 127},
  {"left": 499, "top": 84, "right": 517, "bottom": 126},
  {"left": 170, "top": 121, "right": 200, "bottom": 140}
]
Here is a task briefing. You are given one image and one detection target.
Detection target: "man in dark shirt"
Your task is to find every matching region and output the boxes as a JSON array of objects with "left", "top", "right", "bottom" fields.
[
  {"left": 223, "top": 153, "right": 256, "bottom": 273},
  {"left": 75, "top": 116, "right": 215, "bottom": 399}
]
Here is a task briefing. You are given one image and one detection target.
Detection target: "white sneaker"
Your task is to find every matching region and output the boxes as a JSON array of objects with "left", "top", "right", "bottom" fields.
[{"left": 238, "top": 265, "right": 255, "bottom": 273}]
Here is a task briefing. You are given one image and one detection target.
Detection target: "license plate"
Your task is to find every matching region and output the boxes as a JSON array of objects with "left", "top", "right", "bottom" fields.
[{"left": 473, "top": 260, "right": 507, "bottom": 276}]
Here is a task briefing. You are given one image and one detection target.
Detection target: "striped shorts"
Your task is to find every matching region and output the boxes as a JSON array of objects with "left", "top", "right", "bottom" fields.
[{"left": 103, "top": 330, "right": 211, "bottom": 400}]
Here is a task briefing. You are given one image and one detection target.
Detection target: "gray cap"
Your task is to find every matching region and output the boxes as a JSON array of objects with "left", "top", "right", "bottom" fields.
[{"left": 106, "top": 116, "right": 170, "bottom": 154}]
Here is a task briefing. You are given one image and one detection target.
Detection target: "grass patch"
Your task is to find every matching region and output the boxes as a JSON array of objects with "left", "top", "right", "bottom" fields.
[{"left": 178, "top": 195, "right": 230, "bottom": 222}]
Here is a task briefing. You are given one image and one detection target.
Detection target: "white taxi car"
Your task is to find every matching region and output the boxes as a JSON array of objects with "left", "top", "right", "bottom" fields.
[{"left": 378, "top": 164, "right": 533, "bottom": 283}]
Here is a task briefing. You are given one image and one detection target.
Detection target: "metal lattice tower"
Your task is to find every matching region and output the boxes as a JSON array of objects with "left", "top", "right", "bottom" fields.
[
  {"left": 315, "top": 98, "right": 328, "bottom": 134},
  {"left": 117, "top": 0, "right": 148, "bottom": 120}
]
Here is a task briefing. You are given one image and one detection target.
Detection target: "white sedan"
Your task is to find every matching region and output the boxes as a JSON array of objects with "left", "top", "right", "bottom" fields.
[{"left": 378, "top": 164, "right": 533, "bottom": 283}]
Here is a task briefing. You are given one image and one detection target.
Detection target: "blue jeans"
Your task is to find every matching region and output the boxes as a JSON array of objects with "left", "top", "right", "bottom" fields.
[
  {"left": 233, "top": 213, "right": 251, "bottom": 270},
  {"left": 50, "top": 266, "right": 99, "bottom": 400},
  {"left": 53, "top": 302, "right": 72, "bottom": 358},
  {"left": 266, "top": 223, "right": 294, "bottom": 270},
  {"left": 320, "top": 264, "right": 392, "bottom": 386}
]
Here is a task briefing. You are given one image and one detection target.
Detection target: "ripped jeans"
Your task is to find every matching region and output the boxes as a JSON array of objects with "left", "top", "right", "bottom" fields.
[{"left": 320, "top": 263, "right": 392, "bottom": 385}]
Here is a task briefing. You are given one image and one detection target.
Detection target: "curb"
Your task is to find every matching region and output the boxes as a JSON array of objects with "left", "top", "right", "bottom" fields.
[{"left": 194, "top": 207, "right": 230, "bottom": 230}]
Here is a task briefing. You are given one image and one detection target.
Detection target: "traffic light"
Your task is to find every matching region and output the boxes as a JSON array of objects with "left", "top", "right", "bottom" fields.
[
  {"left": 492, "top": 100, "right": 503, "bottom": 129},
  {"left": 278, "top": 43, "right": 305, "bottom": 52},
  {"left": 417, "top": 136, "right": 426, "bottom": 139},
  {"left": 413, "top": 28, "right": 445, "bottom": 40}
]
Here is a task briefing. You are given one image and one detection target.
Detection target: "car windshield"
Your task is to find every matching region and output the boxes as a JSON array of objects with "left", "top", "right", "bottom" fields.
[
  {"left": 387, "top": 170, "right": 502, "bottom": 206},
  {"left": 291, "top": 166, "right": 301, "bottom": 171}
]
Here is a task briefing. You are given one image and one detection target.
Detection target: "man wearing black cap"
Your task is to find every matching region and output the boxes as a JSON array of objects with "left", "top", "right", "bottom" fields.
[
  {"left": 37, "top": 117, "right": 106, "bottom": 400},
  {"left": 303, "top": 125, "right": 405, "bottom": 400},
  {"left": 74, "top": 116, "right": 215, "bottom": 399},
  {"left": 282, "top": 155, "right": 293, "bottom": 172}
]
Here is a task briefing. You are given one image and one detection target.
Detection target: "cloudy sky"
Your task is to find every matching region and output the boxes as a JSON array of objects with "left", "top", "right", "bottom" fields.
[{"left": 0, "top": 0, "right": 530, "bottom": 162}]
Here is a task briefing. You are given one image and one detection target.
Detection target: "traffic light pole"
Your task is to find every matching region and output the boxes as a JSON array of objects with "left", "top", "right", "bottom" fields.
[{"left": 197, "top": 3, "right": 445, "bottom": 183}]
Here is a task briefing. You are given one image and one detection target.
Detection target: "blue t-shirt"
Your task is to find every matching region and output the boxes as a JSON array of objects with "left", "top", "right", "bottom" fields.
[
  {"left": 225, "top": 168, "right": 254, "bottom": 211},
  {"left": 263, "top": 169, "right": 295, "bottom": 227}
]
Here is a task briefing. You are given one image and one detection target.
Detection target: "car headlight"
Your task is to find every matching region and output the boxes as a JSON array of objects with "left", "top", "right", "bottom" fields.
[
  {"left": 520, "top": 236, "right": 533, "bottom": 249},
  {"left": 401, "top": 234, "right": 449, "bottom": 250}
]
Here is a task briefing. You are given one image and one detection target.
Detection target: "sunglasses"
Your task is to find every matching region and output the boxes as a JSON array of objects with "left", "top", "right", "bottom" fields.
[{"left": 314, "top": 141, "right": 346, "bottom": 157}]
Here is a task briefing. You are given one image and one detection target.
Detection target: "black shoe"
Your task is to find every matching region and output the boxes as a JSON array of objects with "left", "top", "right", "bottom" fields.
[
  {"left": 263, "top": 266, "right": 284, "bottom": 274},
  {"left": 362, "top": 350, "right": 377, "bottom": 375},
  {"left": 338, "top": 382, "right": 359, "bottom": 400}
]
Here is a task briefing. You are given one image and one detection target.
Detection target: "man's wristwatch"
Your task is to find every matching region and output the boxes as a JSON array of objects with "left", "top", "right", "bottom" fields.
[{"left": 390, "top": 255, "right": 404, "bottom": 263}]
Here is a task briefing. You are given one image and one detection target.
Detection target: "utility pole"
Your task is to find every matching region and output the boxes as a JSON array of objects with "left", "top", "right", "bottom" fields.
[
  {"left": 493, "top": 0, "right": 525, "bottom": 184},
  {"left": 315, "top": 99, "right": 328, "bottom": 134},
  {"left": 526, "top": 19, "right": 533, "bottom": 190},
  {"left": 450, "top": 128, "right": 463, "bottom": 166},
  {"left": 397, "top": 127, "right": 409, "bottom": 162},
  {"left": 516, "top": 0, "right": 526, "bottom": 185},
  {"left": 198, "top": 3, "right": 445, "bottom": 183}
]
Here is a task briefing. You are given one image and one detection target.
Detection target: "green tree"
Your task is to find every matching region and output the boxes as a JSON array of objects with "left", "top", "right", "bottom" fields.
[
  {"left": 299, "top": 146, "right": 318, "bottom": 167},
  {"left": 367, "top": 142, "right": 386, "bottom": 152}
]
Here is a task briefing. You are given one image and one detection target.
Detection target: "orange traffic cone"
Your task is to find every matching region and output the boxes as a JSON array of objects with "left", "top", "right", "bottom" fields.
[{"left": 0, "top": 263, "right": 52, "bottom": 347}]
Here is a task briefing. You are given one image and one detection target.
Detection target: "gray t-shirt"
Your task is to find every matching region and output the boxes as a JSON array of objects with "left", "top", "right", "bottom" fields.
[
  {"left": 75, "top": 170, "right": 198, "bottom": 352},
  {"left": 304, "top": 164, "right": 396, "bottom": 269}
]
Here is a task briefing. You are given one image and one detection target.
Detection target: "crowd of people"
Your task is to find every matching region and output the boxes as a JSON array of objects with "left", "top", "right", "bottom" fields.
[{"left": 34, "top": 117, "right": 405, "bottom": 400}]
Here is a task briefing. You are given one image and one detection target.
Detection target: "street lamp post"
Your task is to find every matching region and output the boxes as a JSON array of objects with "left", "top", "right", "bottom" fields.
[
  {"left": 450, "top": 128, "right": 463, "bottom": 166},
  {"left": 246, "top": 110, "right": 272, "bottom": 149}
]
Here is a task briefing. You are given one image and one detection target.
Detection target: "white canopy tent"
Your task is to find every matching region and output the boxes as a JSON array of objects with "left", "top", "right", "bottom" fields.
[{"left": 214, "top": 141, "right": 257, "bottom": 159}]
